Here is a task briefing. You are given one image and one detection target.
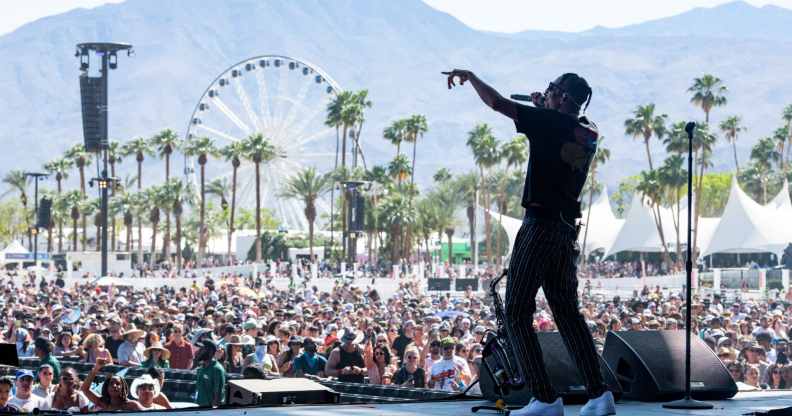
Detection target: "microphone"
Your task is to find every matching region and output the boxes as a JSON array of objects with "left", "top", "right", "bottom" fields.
[
  {"left": 511, "top": 94, "right": 544, "bottom": 107},
  {"left": 685, "top": 122, "right": 696, "bottom": 137},
  {"left": 510, "top": 94, "right": 533, "bottom": 102}
]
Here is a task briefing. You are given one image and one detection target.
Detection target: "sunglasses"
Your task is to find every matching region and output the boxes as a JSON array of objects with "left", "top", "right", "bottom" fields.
[{"left": 407, "top": 356, "right": 418, "bottom": 360}]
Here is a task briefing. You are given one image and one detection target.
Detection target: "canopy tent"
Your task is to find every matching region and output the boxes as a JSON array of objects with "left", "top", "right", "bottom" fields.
[
  {"left": 702, "top": 179, "right": 784, "bottom": 256},
  {"left": 485, "top": 208, "right": 523, "bottom": 260},
  {"left": 605, "top": 193, "right": 676, "bottom": 256},
  {"left": 1, "top": 240, "right": 28, "bottom": 256},
  {"left": 579, "top": 187, "right": 624, "bottom": 255}
]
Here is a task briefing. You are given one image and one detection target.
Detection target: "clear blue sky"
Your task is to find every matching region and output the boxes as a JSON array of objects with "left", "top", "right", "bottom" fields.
[{"left": 2, "top": 0, "right": 792, "bottom": 35}]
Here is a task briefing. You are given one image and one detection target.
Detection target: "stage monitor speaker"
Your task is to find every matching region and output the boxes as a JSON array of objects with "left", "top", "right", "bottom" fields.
[
  {"left": 455, "top": 278, "right": 479, "bottom": 291},
  {"left": 227, "top": 378, "right": 340, "bottom": 406},
  {"left": 348, "top": 191, "right": 365, "bottom": 232},
  {"left": 79, "top": 74, "right": 107, "bottom": 152},
  {"left": 36, "top": 197, "right": 52, "bottom": 229},
  {"left": 427, "top": 278, "right": 451, "bottom": 291},
  {"left": 602, "top": 330, "right": 737, "bottom": 402},
  {"left": 478, "top": 331, "right": 621, "bottom": 405}
]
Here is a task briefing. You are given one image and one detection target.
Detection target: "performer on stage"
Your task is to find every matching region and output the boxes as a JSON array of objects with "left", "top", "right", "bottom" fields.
[{"left": 443, "top": 69, "right": 616, "bottom": 416}]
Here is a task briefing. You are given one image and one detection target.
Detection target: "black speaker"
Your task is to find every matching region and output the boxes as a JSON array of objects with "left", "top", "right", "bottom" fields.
[
  {"left": 478, "top": 331, "right": 621, "bottom": 405},
  {"left": 455, "top": 278, "right": 479, "bottom": 291},
  {"left": 348, "top": 191, "right": 365, "bottom": 232},
  {"left": 602, "top": 330, "right": 737, "bottom": 402},
  {"left": 227, "top": 378, "right": 340, "bottom": 406},
  {"left": 79, "top": 74, "right": 107, "bottom": 152},
  {"left": 36, "top": 197, "right": 52, "bottom": 229},
  {"left": 427, "top": 278, "right": 451, "bottom": 291}
]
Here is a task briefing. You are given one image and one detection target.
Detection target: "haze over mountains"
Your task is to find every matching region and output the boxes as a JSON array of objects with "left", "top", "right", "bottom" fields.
[{"left": 1, "top": 0, "right": 791, "bottom": 190}]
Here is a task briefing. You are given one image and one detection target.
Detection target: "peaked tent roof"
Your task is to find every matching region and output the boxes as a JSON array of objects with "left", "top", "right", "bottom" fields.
[
  {"left": 1, "top": 240, "right": 28, "bottom": 255},
  {"left": 605, "top": 193, "right": 675, "bottom": 256},
  {"left": 486, "top": 208, "right": 523, "bottom": 261},
  {"left": 702, "top": 179, "right": 780, "bottom": 256},
  {"left": 579, "top": 187, "right": 624, "bottom": 255}
]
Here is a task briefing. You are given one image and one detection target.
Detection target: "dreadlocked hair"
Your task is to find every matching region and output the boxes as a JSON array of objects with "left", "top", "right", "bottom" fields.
[
  {"left": 558, "top": 73, "right": 593, "bottom": 114},
  {"left": 100, "top": 375, "right": 131, "bottom": 406}
]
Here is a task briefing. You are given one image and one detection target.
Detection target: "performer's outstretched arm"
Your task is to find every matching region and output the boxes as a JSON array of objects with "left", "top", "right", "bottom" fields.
[{"left": 443, "top": 69, "right": 517, "bottom": 120}]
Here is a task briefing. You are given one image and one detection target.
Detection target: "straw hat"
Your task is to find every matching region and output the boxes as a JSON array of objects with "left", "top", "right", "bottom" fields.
[
  {"left": 227, "top": 335, "right": 245, "bottom": 346},
  {"left": 143, "top": 342, "right": 171, "bottom": 360}
]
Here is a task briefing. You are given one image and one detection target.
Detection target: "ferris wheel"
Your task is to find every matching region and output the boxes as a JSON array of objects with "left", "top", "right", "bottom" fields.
[{"left": 185, "top": 55, "right": 343, "bottom": 231}]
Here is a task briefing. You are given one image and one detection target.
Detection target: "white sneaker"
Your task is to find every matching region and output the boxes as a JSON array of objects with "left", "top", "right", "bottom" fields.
[
  {"left": 509, "top": 397, "right": 564, "bottom": 416},
  {"left": 579, "top": 391, "right": 616, "bottom": 416}
]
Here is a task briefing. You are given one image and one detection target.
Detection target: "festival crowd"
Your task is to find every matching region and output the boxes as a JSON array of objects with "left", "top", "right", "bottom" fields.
[{"left": 0, "top": 269, "right": 790, "bottom": 412}]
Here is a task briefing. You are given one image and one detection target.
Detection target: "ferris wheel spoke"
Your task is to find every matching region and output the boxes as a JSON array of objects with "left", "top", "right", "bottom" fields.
[
  {"left": 276, "top": 75, "right": 314, "bottom": 143},
  {"left": 254, "top": 70, "right": 274, "bottom": 131},
  {"left": 196, "top": 124, "right": 241, "bottom": 143},
  {"left": 284, "top": 97, "right": 332, "bottom": 146},
  {"left": 210, "top": 97, "right": 252, "bottom": 135},
  {"left": 283, "top": 127, "right": 335, "bottom": 153},
  {"left": 233, "top": 78, "right": 263, "bottom": 132}
]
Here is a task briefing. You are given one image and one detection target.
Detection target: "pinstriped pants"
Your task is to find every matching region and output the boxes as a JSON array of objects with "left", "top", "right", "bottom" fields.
[{"left": 503, "top": 216, "right": 606, "bottom": 403}]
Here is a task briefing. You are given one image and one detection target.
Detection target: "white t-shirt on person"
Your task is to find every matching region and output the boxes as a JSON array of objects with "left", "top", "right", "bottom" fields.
[
  {"left": 9, "top": 394, "right": 48, "bottom": 412},
  {"left": 430, "top": 357, "right": 470, "bottom": 392}
]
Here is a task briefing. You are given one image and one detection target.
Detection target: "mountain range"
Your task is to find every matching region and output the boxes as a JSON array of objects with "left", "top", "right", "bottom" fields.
[{"left": 1, "top": 0, "right": 791, "bottom": 192}]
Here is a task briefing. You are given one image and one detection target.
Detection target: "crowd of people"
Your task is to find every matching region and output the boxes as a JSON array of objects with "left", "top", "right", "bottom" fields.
[{"left": 0, "top": 267, "right": 790, "bottom": 412}]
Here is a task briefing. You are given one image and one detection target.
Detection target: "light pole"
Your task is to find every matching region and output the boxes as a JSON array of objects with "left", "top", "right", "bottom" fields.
[
  {"left": 25, "top": 172, "right": 48, "bottom": 268},
  {"left": 76, "top": 42, "right": 132, "bottom": 277}
]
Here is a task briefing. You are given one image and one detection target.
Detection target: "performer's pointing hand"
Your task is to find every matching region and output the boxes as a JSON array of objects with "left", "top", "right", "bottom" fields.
[{"left": 442, "top": 69, "right": 473, "bottom": 89}]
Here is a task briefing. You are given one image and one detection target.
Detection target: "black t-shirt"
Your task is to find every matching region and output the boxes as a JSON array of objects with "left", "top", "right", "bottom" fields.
[
  {"left": 393, "top": 366, "right": 426, "bottom": 388},
  {"left": 392, "top": 334, "right": 412, "bottom": 366},
  {"left": 106, "top": 337, "right": 124, "bottom": 359},
  {"left": 513, "top": 103, "right": 599, "bottom": 218}
]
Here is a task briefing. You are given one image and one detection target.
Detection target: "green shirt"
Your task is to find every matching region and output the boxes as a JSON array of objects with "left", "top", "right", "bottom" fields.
[
  {"left": 40, "top": 354, "right": 61, "bottom": 380},
  {"left": 196, "top": 359, "right": 226, "bottom": 407}
]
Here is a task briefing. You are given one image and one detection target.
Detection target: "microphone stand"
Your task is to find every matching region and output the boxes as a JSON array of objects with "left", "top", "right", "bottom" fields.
[{"left": 663, "top": 122, "right": 713, "bottom": 410}]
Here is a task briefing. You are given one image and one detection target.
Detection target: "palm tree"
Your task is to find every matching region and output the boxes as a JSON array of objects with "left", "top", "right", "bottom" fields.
[
  {"left": 636, "top": 169, "right": 672, "bottom": 269},
  {"left": 62, "top": 191, "right": 82, "bottom": 251},
  {"left": 691, "top": 124, "right": 717, "bottom": 256},
  {"left": 219, "top": 141, "right": 246, "bottom": 265},
  {"left": 151, "top": 129, "right": 181, "bottom": 259},
  {"left": 624, "top": 104, "right": 668, "bottom": 171},
  {"left": 183, "top": 136, "right": 218, "bottom": 263},
  {"left": 107, "top": 141, "right": 123, "bottom": 251},
  {"left": 383, "top": 119, "right": 407, "bottom": 158},
  {"left": 387, "top": 155, "right": 412, "bottom": 186},
  {"left": 773, "top": 127, "right": 790, "bottom": 174},
  {"left": 50, "top": 193, "right": 71, "bottom": 253},
  {"left": 433, "top": 168, "right": 452, "bottom": 184},
  {"left": 2, "top": 170, "right": 30, "bottom": 247},
  {"left": 206, "top": 177, "right": 231, "bottom": 262},
  {"left": 65, "top": 144, "right": 93, "bottom": 250},
  {"left": 719, "top": 116, "right": 745, "bottom": 174},
  {"left": 580, "top": 138, "right": 610, "bottom": 264},
  {"left": 783, "top": 104, "right": 792, "bottom": 166},
  {"left": 242, "top": 133, "right": 276, "bottom": 262},
  {"left": 750, "top": 136, "right": 781, "bottom": 203},
  {"left": 78, "top": 198, "right": 99, "bottom": 251},
  {"left": 380, "top": 192, "right": 416, "bottom": 264},
  {"left": 122, "top": 137, "right": 152, "bottom": 267},
  {"left": 404, "top": 115, "right": 428, "bottom": 188},
  {"left": 657, "top": 155, "right": 687, "bottom": 264},
  {"left": 454, "top": 172, "right": 479, "bottom": 267},
  {"left": 689, "top": 74, "right": 728, "bottom": 124},
  {"left": 467, "top": 123, "right": 501, "bottom": 263},
  {"left": 346, "top": 90, "right": 373, "bottom": 169},
  {"left": 145, "top": 186, "right": 163, "bottom": 269},
  {"left": 280, "top": 167, "right": 331, "bottom": 262},
  {"left": 44, "top": 158, "right": 74, "bottom": 252},
  {"left": 160, "top": 179, "right": 191, "bottom": 271}
]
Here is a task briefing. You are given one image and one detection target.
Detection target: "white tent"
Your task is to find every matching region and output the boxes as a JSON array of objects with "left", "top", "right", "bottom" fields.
[
  {"left": 761, "top": 180, "right": 792, "bottom": 254},
  {"left": 579, "top": 187, "right": 624, "bottom": 255},
  {"left": 486, "top": 208, "right": 522, "bottom": 260},
  {"left": 702, "top": 179, "right": 781, "bottom": 256},
  {"left": 605, "top": 194, "right": 675, "bottom": 256},
  {"left": 1, "top": 240, "right": 28, "bottom": 255}
]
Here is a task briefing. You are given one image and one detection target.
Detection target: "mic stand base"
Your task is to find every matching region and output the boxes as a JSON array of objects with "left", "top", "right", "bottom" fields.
[{"left": 662, "top": 397, "right": 713, "bottom": 410}]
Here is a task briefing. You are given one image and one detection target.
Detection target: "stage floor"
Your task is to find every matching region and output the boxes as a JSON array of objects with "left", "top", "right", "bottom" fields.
[{"left": 139, "top": 391, "right": 792, "bottom": 415}]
